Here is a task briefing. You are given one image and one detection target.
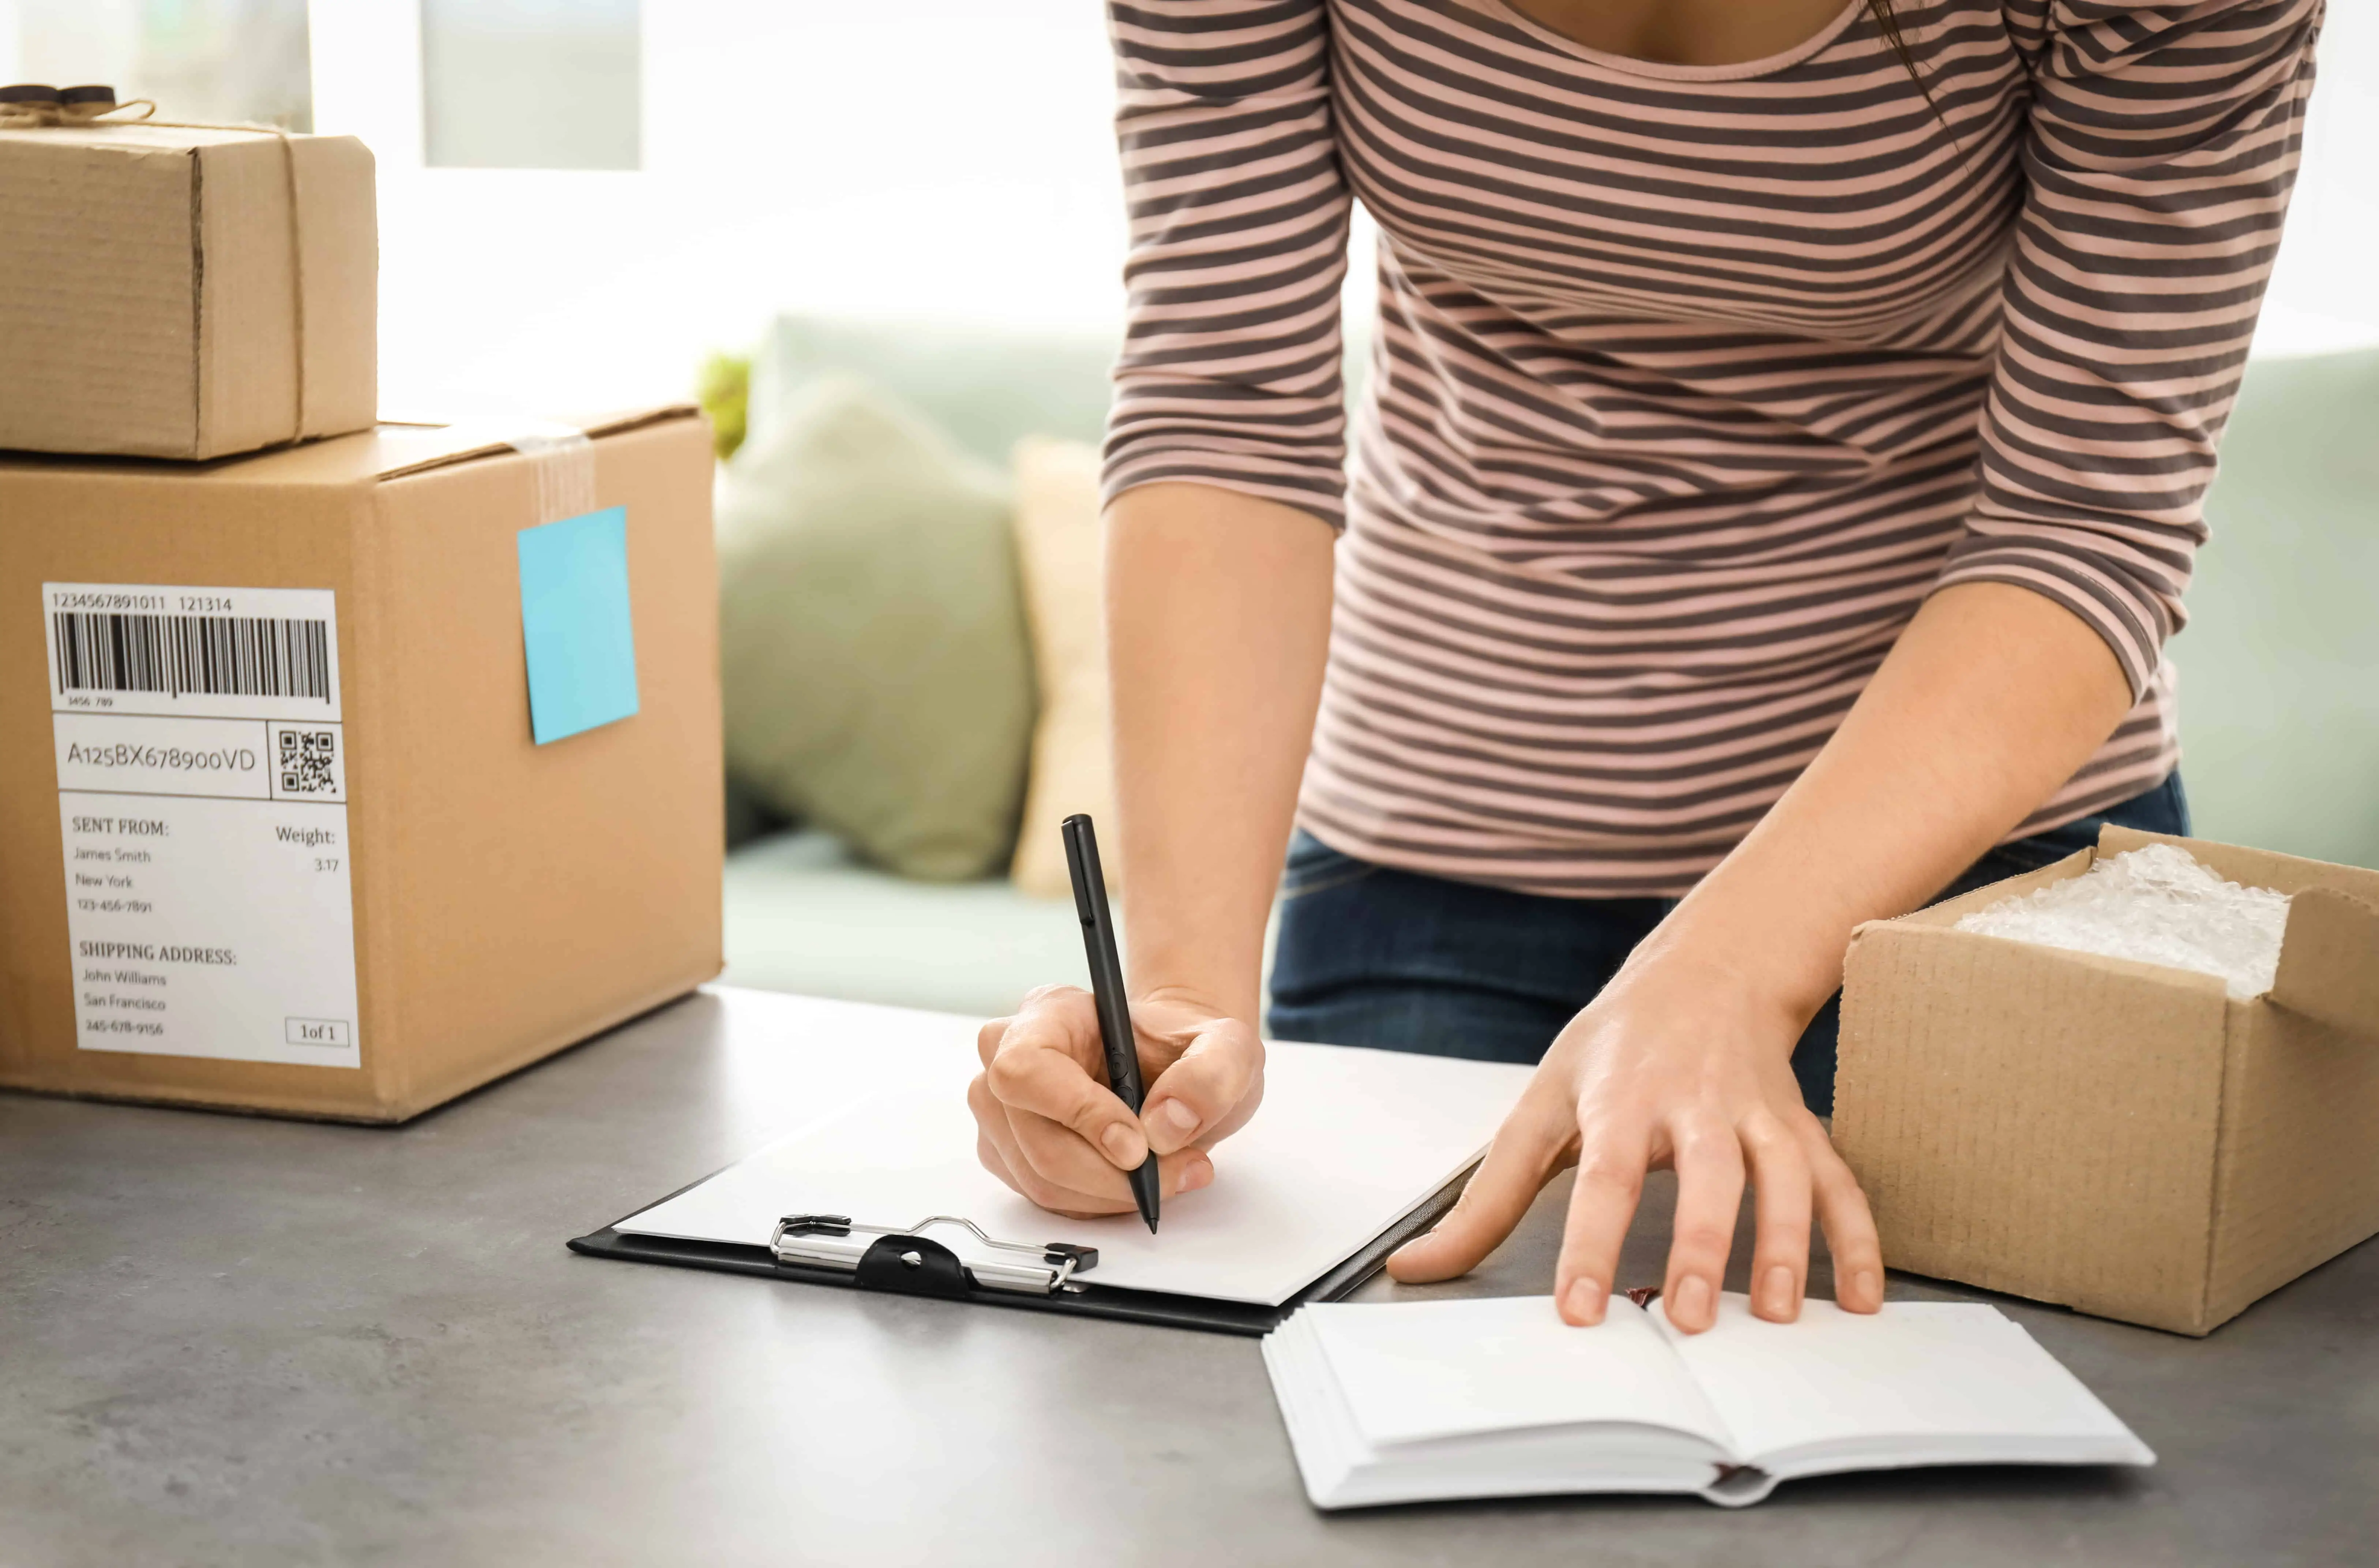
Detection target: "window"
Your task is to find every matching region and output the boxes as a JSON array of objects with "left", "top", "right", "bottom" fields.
[{"left": 420, "top": 0, "right": 639, "bottom": 171}]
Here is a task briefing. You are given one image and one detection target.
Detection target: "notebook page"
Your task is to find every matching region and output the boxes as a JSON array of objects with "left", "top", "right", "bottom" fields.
[
  {"left": 1654, "top": 1296, "right": 2153, "bottom": 1470},
  {"left": 1305, "top": 1296, "right": 1734, "bottom": 1451},
  {"left": 617, "top": 1035, "right": 1529, "bottom": 1306}
]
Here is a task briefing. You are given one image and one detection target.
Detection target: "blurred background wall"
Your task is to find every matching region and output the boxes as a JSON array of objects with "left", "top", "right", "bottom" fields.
[
  {"left": 0, "top": 1, "right": 2367, "bottom": 413},
  {"left": 4, "top": 0, "right": 313, "bottom": 127}
]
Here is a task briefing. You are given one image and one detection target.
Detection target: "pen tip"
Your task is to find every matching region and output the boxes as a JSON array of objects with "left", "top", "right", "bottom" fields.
[{"left": 1146, "top": 1215, "right": 1158, "bottom": 1234}]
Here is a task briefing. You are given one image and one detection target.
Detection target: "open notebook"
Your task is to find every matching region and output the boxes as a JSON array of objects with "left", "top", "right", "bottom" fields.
[
  {"left": 1265, "top": 1294, "right": 2153, "bottom": 1507},
  {"left": 579, "top": 1031, "right": 1532, "bottom": 1331}
]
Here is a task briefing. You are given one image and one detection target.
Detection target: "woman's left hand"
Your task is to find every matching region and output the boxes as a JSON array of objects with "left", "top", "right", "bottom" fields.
[
  {"left": 1387, "top": 584, "right": 2150, "bottom": 1330},
  {"left": 1383, "top": 945, "right": 1884, "bottom": 1333}
]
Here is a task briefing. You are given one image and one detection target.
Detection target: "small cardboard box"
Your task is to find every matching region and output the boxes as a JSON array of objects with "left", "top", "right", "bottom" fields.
[
  {"left": 1835, "top": 828, "right": 2379, "bottom": 1335},
  {"left": 0, "top": 407, "right": 722, "bottom": 1121},
  {"left": 0, "top": 124, "right": 376, "bottom": 460}
]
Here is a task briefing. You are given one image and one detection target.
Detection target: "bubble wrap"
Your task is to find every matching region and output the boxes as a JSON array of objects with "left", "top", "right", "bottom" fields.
[{"left": 1952, "top": 844, "right": 2292, "bottom": 1000}]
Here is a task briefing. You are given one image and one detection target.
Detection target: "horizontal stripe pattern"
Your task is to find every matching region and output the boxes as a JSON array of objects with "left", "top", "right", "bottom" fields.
[{"left": 1105, "top": 0, "right": 2318, "bottom": 895}]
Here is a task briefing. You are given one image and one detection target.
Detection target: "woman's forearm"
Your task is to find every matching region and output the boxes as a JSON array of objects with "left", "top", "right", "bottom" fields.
[
  {"left": 963, "top": 482, "right": 1327, "bottom": 1214},
  {"left": 1388, "top": 580, "right": 2138, "bottom": 1318},
  {"left": 1647, "top": 581, "right": 2139, "bottom": 1020},
  {"left": 1106, "top": 482, "right": 1336, "bottom": 1023}
]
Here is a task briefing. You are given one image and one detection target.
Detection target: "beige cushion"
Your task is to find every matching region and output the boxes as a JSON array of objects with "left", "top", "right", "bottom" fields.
[
  {"left": 1008, "top": 438, "right": 1117, "bottom": 898},
  {"left": 717, "top": 377, "right": 1034, "bottom": 881}
]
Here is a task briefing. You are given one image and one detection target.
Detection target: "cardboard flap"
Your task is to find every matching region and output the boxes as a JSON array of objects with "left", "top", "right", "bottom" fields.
[
  {"left": 129, "top": 404, "right": 705, "bottom": 490},
  {"left": 2269, "top": 887, "right": 2379, "bottom": 1040},
  {"left": 369, "top": 405, "right": 702, "bottom": 482}
]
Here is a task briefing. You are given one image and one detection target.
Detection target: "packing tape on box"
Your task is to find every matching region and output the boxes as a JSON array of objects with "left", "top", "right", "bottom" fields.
[
  {"left": 505, "top": 422, "right": 600, "bottom": 525},
  {"left": 0, "top": 87, "right": 318, "bottom": 444}
]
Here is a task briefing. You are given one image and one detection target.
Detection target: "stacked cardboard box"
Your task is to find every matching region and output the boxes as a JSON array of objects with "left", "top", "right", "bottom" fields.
[
  {"left": 0, "top": 121, "right": 377, "bottom": 459},
  {"left": 0, "top": 116, "right": 722, "bottom": 1120}
]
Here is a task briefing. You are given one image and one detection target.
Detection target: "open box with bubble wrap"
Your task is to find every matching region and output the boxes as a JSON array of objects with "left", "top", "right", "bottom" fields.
[{"left": 1833, "top": 827, "right": 2379, "bottom": 1335}]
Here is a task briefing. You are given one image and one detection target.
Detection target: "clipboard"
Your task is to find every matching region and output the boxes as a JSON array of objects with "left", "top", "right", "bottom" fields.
[{"left": 568, "top": 1161, "right": 1472, "bottom": 1337}]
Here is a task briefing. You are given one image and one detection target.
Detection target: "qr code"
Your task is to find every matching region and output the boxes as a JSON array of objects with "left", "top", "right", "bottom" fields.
[{"left": 277, "top": 727, "right": 339, "bottom": 796}]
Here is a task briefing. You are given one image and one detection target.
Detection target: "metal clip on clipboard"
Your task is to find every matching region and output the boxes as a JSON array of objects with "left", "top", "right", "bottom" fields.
[
  {"left": 574, "top": 1164, "right": 1477, "bottom": 1334},
  {"left": 770, "top": 1214, "right": 1101, "bottom": 1299}
]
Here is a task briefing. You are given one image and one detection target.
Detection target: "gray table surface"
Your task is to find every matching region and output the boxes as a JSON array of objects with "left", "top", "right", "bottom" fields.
[{"left": 5, "top": 987, "right": 2373, "bottom": 1568}]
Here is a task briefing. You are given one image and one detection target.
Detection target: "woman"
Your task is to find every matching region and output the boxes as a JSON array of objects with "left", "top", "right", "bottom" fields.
[{"left": 968, "top": 0, "right": 2319, "bottom": 1334}]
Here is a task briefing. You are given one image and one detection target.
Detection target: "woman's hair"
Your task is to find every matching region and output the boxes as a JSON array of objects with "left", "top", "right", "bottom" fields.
[{"left": 1865, "top": 0, "right": 1945, "bottom": 121}]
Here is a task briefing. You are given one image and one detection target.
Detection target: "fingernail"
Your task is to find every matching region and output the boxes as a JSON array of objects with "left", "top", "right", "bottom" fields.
[
  {"left": 1854, "top": 1268, "right": 1882, "bottom": 1307},
  {"left": 1182, "top": 1155, "right": 1214, "bottom": 1192},
  {"left": 1563, "top": 1277, "right": 1606, "bottom": 1324},
  {"left": 1099, "top": 1123, "right": 1145, "bottom": 1166},
  {"left": 1758, "top": 1264, "right": 1796, "bottom": 1319},
  {"left": 1672, "top": 1274, "right": 1713, "bottom": 1328},
  {"left": 1150, "top": 1100, "right": 1198, "bottom": 1145}
]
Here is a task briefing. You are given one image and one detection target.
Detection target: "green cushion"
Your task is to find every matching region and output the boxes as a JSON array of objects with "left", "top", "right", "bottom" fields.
[
  {"left": 717, "top": 376, "right": 1035, "bottom": 881},
  {"left": 723, "top": 770, "right": 785, "bottom": 851},
  {"left": 2176, "top": 348, "right": 2379, "bottom": 871}
]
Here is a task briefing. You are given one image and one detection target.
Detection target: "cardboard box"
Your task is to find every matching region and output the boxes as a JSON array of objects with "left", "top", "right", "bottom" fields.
[
  {"left": 0, "top": 124, "right": 376, "bottom": 459},
  {"left": 1835, "top": 827, "right": 2379, "bottom": 1335},
  {"left": 0, "top": 408, "right": 722, "bottom": 1121}
]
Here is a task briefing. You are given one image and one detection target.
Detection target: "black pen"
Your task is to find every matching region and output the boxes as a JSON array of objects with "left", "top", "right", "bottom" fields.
[{"left": 1061, "top": 813, "right": 1161, "bottom": 1233}]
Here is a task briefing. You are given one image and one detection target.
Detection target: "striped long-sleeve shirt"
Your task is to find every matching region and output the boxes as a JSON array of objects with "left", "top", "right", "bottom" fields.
[{"left": 1102, "top": 0, "right": 2320, "bottom": 896}]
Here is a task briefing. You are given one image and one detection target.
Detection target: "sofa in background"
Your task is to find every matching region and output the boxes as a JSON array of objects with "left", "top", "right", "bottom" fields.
[
  {"left": 718, "top": 375, "right": 1035, "bottom": 882},
  {"left": 718, "top": 317, "right": 1121, "bottom": 1018},
  {"left": 717, "top": 318, "right": 2378, "bottom": 1021},
  {"left": 2166, "top": 347, "right": 2379, "bottom": 868}
]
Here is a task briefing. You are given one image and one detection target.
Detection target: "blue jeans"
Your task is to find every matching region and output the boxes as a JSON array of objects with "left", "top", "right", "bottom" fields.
[{"left": 1266, "top": 773, "right": 2190, "bottom": 1116}]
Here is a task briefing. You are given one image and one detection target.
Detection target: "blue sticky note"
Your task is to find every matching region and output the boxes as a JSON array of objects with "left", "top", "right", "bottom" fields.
[{"left": 517, "top": 506, "right": 639, "bottom": 745}]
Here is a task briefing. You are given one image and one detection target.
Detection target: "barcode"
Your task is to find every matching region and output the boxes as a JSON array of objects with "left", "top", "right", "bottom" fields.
[{"left": 52, "top": 612, "right": 332, "bottom": 702}]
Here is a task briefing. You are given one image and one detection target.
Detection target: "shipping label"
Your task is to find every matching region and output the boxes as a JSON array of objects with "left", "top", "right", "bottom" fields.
[{"left": 42, "top": 583, "right": 361, "bottom": 1068}]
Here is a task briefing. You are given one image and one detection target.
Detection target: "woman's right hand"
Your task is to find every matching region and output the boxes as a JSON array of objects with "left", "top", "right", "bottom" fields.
[
  {"left": 970, "top": 984, "right": 1268, "bottom": 1219},
  {"left": 976, "top": 480, "right": 1329, "bottom": 1220}
]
